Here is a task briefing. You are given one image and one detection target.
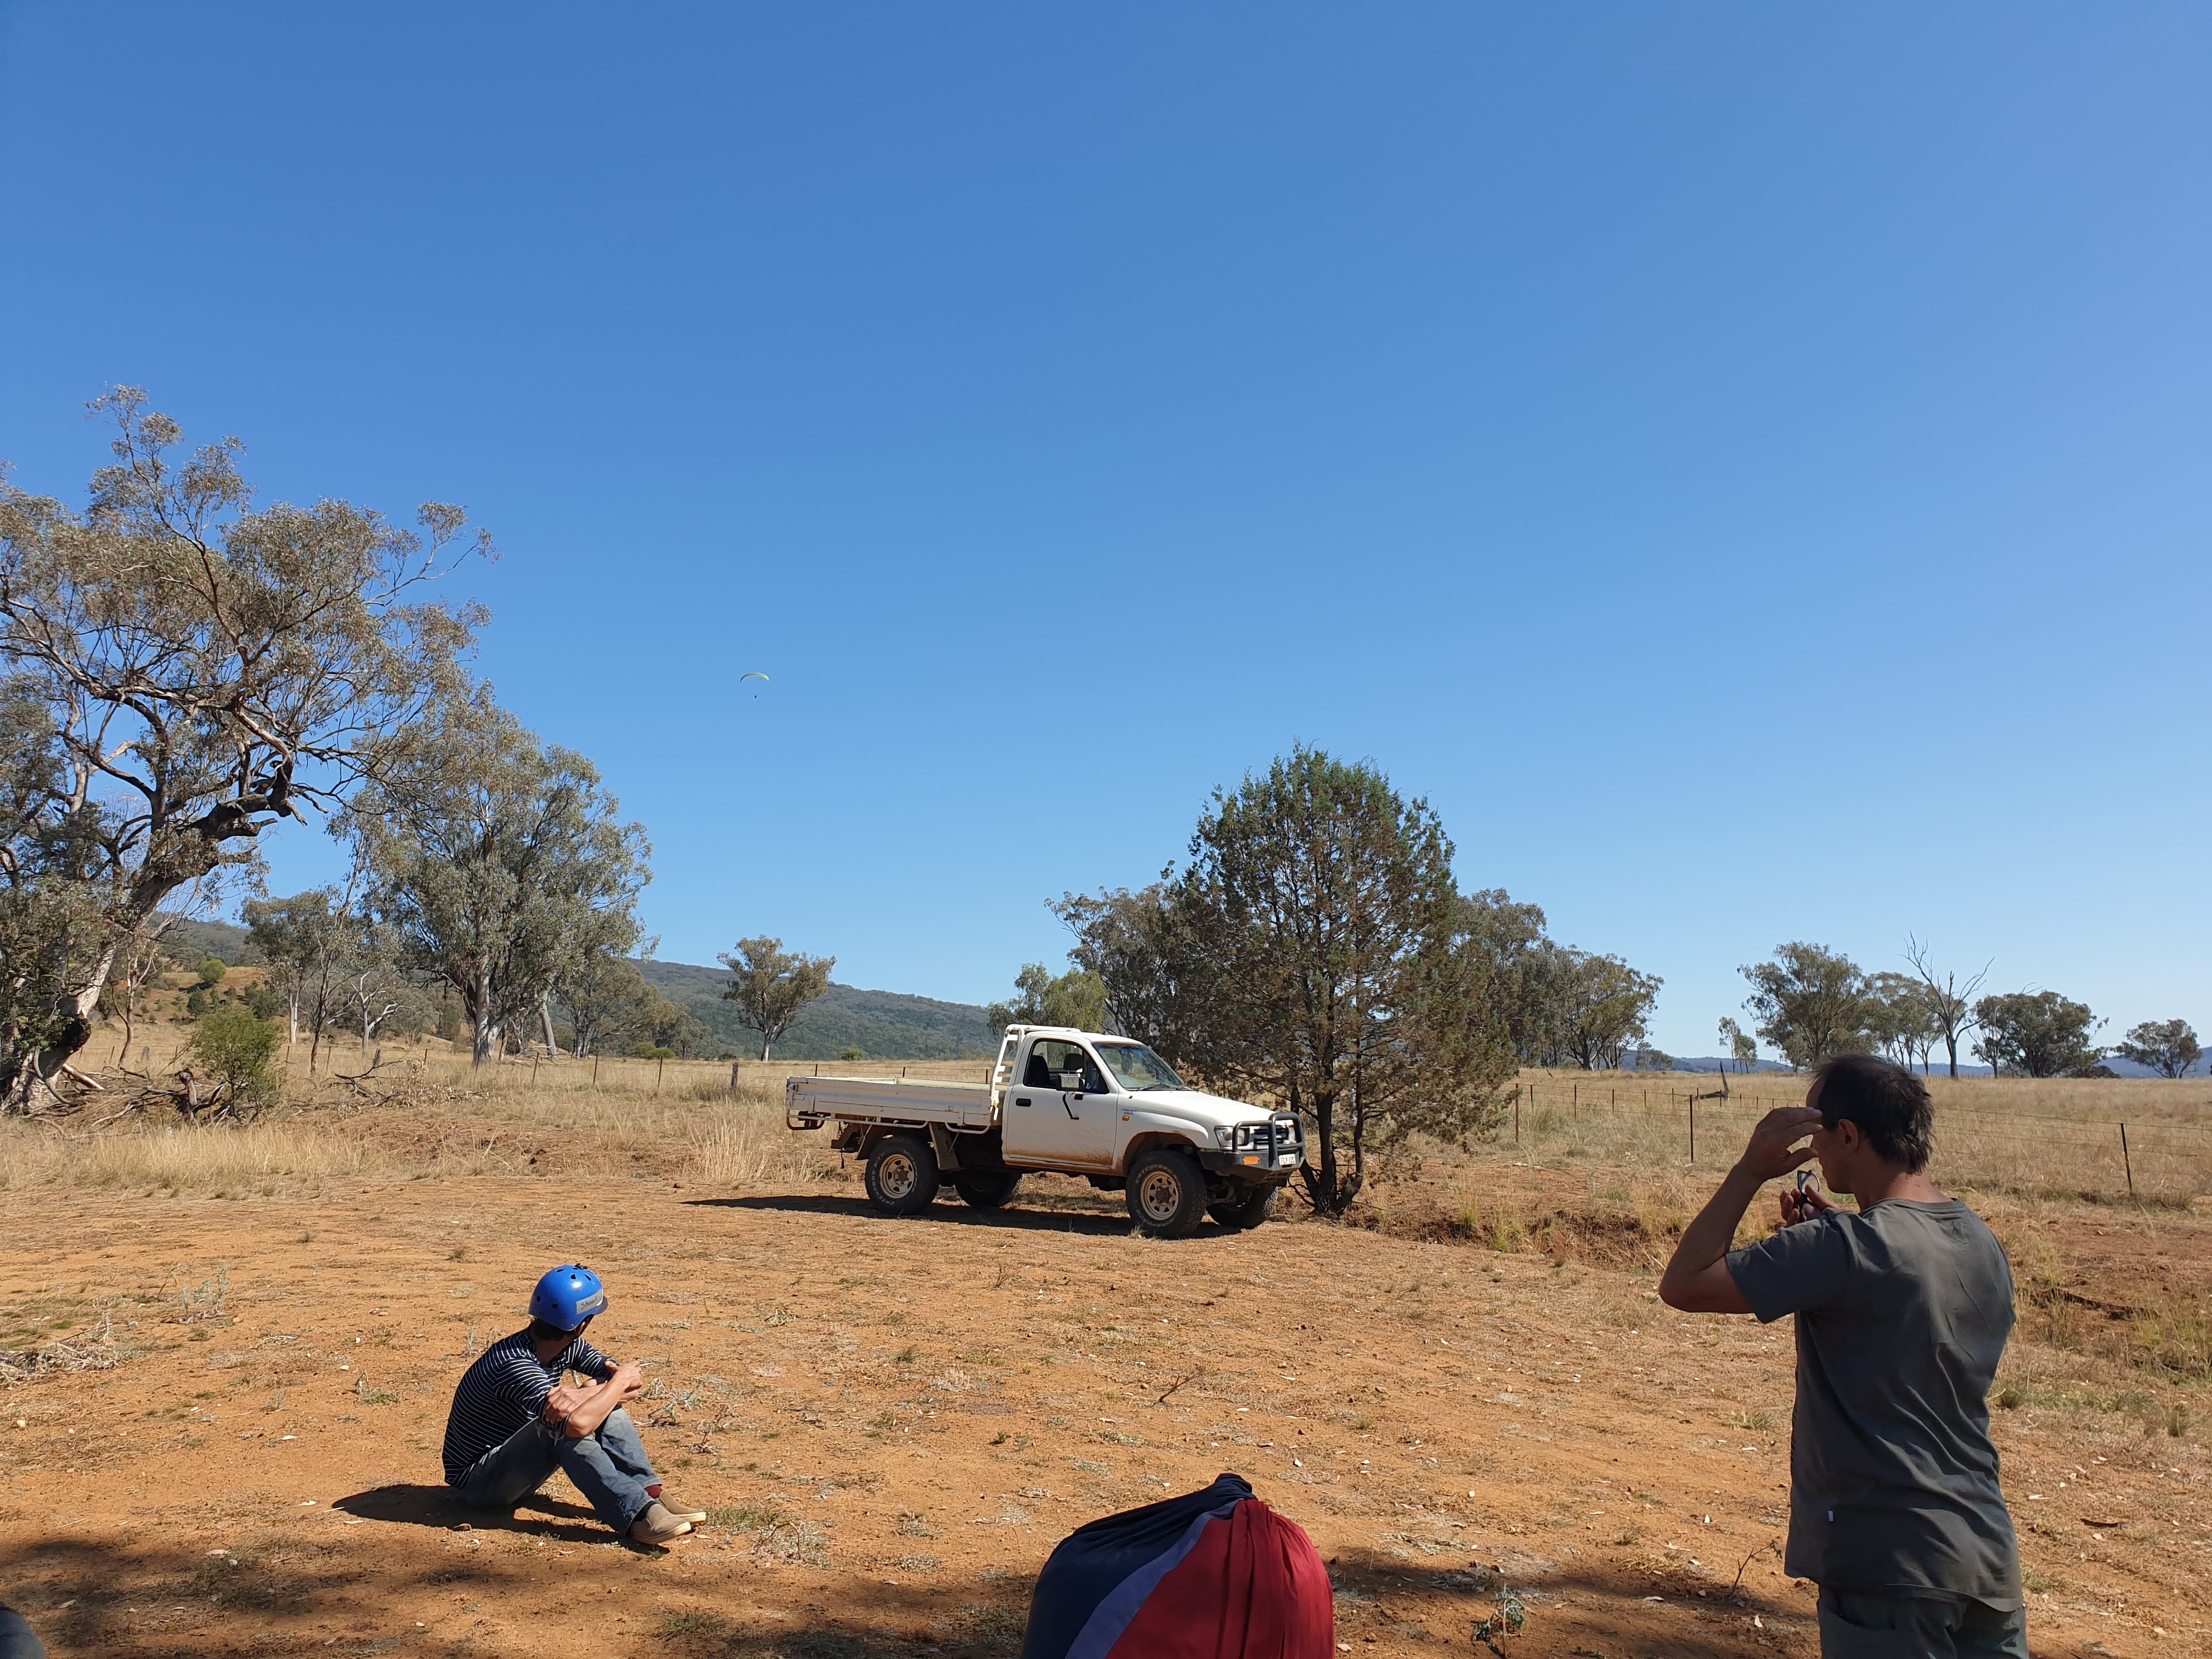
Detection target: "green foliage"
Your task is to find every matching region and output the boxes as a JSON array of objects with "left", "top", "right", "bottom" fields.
[
  {"left": 183, "top": 989, "right": 208, "bottom": 1018},
  {"left": 721, "top": 936, "right": 836, "bottom": 1060},
  {"left": 196, "top": 958, "right": 227, "bottom": 988},
  {"left": 631, "top": 1044, "right": 675, "bottom": 1060},
  {"left": 1974, "top": 990, "right": 2106, "bottom": 1077},
  {"left": 2117, "top": 1018, "right": 2200, "bottom": 1079},
  {"left": 1741, "top": 943, "right": 1873, "bottom": 1068},
  {"left": 1718, "top": 1015, "right": 1759, "bottom": 1072},
  {"left": 1438, "top": 891, "right": 1659, "bottom": 1071},
  {"left": 435, "top": 998, "right": 462, "bottom": 1044},
  {"left": 187, "top": 1008, "right": 282, "bottom": 1103},
  {"left": 637, "top": 960, "right": 996, "bottom": 1059},
  {"left": 247, "top": 984, "right": 284, "bottom": 1021},
  {"left": 1865, "top": 972, "right": 1939, "bottom": 1071},
  {"left": 0, "top": 388, "right": 486, "bottom": 1107},
  {"left": 346, "top": 688, "right": 648, "bottom": 1066},
  {"left": 1473, "top": 1586, "right": 1530, "bottom": 1654},
  {"left": 984, "top": 963, "right": 1109, "bottom": 1033},
  {"left": 840, "top": 1046, "right": 866, "bottom": 1061},
  {"left": 1062, "top": 745, "right": 1518, "bottom": 1216}
]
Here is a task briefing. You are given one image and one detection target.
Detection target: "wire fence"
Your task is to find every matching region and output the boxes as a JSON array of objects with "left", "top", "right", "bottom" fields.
[{"left": 1509, "top": 1080, "right": 2211, "bottom": 1204}]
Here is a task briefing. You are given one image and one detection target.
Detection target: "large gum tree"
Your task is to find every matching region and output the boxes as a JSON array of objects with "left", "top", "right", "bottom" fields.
[{"left": 0, "top": 390, "right": 487, "bottom": 1110}]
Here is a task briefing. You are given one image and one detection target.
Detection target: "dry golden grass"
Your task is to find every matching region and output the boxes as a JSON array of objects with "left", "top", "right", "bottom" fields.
[{"left": 1509, "top": 1068, "right": 2212, "bottom": 1205}]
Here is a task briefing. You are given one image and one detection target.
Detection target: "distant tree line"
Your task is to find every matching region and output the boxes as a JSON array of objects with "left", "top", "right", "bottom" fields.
[{"left": 1733, "top": 936, "right": 2198, "bottom": 1080}]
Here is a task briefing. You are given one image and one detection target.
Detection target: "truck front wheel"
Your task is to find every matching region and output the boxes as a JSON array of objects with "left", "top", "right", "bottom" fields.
[
  {"left": 953, "top": 1170, "right": 1023, "bottom": 1210},
  {"left": 1126, "top": 1149, "right": 1208, "bottom": 1239},
  {"left": 864, "top": 1133, "right": 941, "bottom": 1216},
  {"left": 1209, "top": 1184, "right": 1276, "bottom": 1232}
]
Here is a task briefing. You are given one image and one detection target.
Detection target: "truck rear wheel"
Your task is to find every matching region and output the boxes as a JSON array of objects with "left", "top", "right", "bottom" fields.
[
  {"left": 953, "top": 1170, "right": 1023, "bottom": 1210},
  {"left": 1126, "top": 1148, "right": 1208, "bottom": 1239},
  {"left": 1209, "top": 1185, "right": 1276, "bottom": 1232},
  {"left": 864, "top": 1133, "right": 940, "bottom": 1216}
]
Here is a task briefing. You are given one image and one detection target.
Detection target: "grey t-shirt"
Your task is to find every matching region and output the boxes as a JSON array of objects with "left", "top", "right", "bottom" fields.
[{"left": 1726, "top": 1198, "right": 2021, "bottom": 1607}]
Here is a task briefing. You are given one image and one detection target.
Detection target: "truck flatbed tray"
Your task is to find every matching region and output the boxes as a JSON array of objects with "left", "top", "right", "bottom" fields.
[{"left": 785, "top": 1074, "right": 995, "bottom": 1132}]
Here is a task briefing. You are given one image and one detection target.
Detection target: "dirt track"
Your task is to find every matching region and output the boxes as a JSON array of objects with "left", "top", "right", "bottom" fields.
[{"left": 1, "top": 1173, "right": 2204, "bottom": 1657}]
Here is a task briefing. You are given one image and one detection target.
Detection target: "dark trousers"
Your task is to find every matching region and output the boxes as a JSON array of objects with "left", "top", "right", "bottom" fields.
[
  {"left": 452, "top": 1405, "right": 659, "bottom": 1536},
  {"left": 1816, "top": 1588, "right": 2028, "bottom": 1659},
  {"left": 0, "top": 1606, "right": 46, "bottom": 1659}
]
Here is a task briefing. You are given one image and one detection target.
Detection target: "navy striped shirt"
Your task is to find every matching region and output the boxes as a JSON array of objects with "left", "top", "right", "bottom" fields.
[{"left": 441, "top": 1329, "right": 614, "bottom": 1483}]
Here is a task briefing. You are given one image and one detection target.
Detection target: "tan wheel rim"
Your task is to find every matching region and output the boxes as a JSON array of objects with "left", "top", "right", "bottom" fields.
[
  {"left": 1137, "top": 1166, "right": 1182, "bottom": 1222},
  {"left": 879, "top": 1152, "right": 917, "bottom": 1200}
]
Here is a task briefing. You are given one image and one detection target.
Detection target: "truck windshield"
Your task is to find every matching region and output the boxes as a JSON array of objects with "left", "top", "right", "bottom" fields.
[{"left": 1095, "top": 1042, "right": 1186, "bottom": 1092}]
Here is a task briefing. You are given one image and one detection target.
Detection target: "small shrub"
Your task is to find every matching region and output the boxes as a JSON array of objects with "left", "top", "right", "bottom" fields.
[
  {"left": 187, "top": 1009, "right": 282, "bottom": 1104},
  {"left": 2169, "top": 1403, "right": 2191, "bottom": 1438},
  {"left": 1996, "top": 1388, "right": 2023, "bottom": 1410},
  {"left": 658, "top": 1609, "right": 726, "bottom": 1640},
  {"left": 198, "top": 958, "right": 228, "bottom": 988},
  {"left": 175, "top": 1267, "right": 229, "bottom": 1322},
  {"left": 840, "top": 1046, "right": 866, "bottom": 1061},
  {"left": 1473, "top": 1587, "right": 1530, "bottom": 1654}
]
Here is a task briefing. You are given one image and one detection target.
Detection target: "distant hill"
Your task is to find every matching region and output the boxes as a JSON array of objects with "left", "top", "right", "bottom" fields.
[
  {"left": 638, "top": 960, "right": 998, "bottom": 1060},
  {"left": 153, "top": 915, "right": 261, "bottom": 966}
]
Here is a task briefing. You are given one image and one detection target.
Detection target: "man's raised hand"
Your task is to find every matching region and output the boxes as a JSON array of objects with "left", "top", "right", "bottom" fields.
[
  {"left": 612, "top": 1359, "right": 646, "bottom": 1400},
  {"left": 1779, "top": 1180, "right": 1838, "bottom": 1227},
  {"left": 1735, "top": 1105, "right": 1823, "bottom": 1183}
]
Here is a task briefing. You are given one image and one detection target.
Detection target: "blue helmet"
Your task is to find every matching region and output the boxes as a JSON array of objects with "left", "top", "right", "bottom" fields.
[{"left": 529, "top": 1265, "right": 608, "bottom": 1331}]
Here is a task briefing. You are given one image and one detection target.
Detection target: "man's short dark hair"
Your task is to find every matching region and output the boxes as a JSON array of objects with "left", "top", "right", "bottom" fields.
[
  {"left": 1812, "top": 1053, "right": 1933, "bottom": 1172},
  {"left": 530, "top": 1318, "right": 580, "bottom": 1344}
]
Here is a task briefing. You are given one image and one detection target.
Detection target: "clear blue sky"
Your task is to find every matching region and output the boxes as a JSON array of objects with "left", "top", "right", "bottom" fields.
[{"left": 4, "top": 5, "right": 2207, "bottom": 1057}]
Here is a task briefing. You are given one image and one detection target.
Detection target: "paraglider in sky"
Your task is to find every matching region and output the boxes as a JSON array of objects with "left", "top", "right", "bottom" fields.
[{"left": 740, "top": 672, "right": 769, "bottom": 682}]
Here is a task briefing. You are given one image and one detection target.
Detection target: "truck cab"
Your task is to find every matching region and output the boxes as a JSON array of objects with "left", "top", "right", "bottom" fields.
[{"left": 786, "top": 1026, "right": 1302, "bottom": 1237}]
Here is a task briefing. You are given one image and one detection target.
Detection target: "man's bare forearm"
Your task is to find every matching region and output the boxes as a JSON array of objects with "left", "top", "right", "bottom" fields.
[
  {"left": 547, "top": 1374, "right": 630, "bottom": 1438},
  {"left": 1658, "top": 1163, "right": 1762, "bottom": 1307}
]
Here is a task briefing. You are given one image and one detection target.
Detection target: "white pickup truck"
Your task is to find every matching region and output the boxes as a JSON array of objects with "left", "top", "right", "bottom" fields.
[{"left": 785, "top": 1026, "right": 1302, "bottom": 1237}]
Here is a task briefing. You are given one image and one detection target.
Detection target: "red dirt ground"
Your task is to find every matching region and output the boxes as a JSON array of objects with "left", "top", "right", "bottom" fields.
[{"left": 1, "top": 1172, "right": 2205, "bottom": 1657}]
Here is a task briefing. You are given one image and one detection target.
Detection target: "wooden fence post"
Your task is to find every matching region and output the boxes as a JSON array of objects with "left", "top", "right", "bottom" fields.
[
  {"left": 656, "top": 1056, "right": 665, "bottom": 1092},
  {"left": 1514, "top": 1092, "right": 1521, "bottom": 1145},
  {"left": 1689, "top": 1099, "right": 1696, "bottom": 1164},
  {"left": 591, "top": 1056, "right": 600, "bottom": 1088},
  {"left": 730, "top": 1061, "right": 741, "bottom": 1093},
  {"left": 2119, "top": 1123, "right": 2134, "bottom": 1199}
]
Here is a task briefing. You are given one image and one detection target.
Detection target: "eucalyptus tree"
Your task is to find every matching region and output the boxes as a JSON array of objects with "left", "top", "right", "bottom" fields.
[
  {"left": 2115, "top": 1018, "right": 2200, "bottom": 1080},
  {"left": 721, "top": 936, "right": 836, "bottom": 1060},
  {"left": 1973, "top": 991, "right": 2106, "bottom": 1078},
  {"left": 0, "top": 388, "right": 486, "bottom": 1107},
  {"left": 1741, "top": 943, "right": 1873, "bottom": 1069},
  {"left": 984, "top": 962, "right": 1109, "bottom": 1035},
  {"left": 347, "top": 691, "right": 648, "bottom": 1065}
]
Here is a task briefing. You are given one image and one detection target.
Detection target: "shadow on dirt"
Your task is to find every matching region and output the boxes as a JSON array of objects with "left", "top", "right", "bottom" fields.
[
  {"left": 689, "top": 1193, "right": 1260, "bottom": 1244},
  {"left": 331, "top": 1482, "right": 607, "bottom": 1543}
]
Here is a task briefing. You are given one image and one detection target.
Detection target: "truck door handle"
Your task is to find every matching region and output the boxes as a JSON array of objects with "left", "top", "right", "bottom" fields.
[
  {"left": 1064, "top": 1094, "right": 1081, "bottom": 1119},
  {"left": 1014, "top": 1097, "right": 1032, "bottom": 1108}
]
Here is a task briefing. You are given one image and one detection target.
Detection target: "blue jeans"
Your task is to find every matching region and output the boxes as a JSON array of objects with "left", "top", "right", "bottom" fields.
[{"left": 454, "top": 1405, "right": 660, "bottom": 1536}]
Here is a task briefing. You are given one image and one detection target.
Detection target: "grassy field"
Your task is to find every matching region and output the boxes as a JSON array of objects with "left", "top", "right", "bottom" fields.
[{"left": 1, "top": 1025, "right": 2205, "bottom": 1656}]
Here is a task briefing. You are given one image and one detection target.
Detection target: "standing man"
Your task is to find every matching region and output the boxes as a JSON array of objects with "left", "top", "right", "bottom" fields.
[
  {"left": 1658, "top": 1054, "right": 2025, "bottom": 1658},
  {"left": 442, "top": 1265, "right": 704, "bottom": 1545}
]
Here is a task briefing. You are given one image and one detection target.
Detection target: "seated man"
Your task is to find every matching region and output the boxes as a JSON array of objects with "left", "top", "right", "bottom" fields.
[{"left": 441, "top": 1264, "right": 702, "bottom": 1544}]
